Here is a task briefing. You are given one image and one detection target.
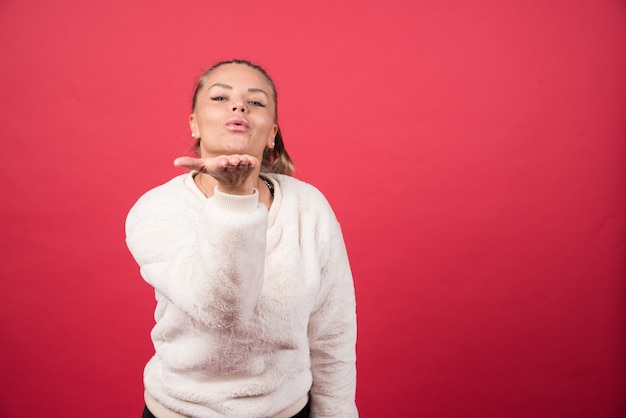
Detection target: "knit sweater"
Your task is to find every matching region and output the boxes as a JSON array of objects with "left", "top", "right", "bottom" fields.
[{"left": 125, "top": 172, "right": 358, "bottom": 418}]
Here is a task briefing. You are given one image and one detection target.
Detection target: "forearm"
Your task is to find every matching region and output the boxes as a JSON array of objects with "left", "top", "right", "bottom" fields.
[
  {"left": 127, "top": 187, "right": 268, "bottom": 327},
  {"left": 308, "top": 231, "right": 358, "bottom": 417}
]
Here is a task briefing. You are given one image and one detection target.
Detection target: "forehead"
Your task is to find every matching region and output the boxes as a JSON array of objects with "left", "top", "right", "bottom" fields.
[{"left": 204, "top": 64, "right": 273, "bottom": 93}]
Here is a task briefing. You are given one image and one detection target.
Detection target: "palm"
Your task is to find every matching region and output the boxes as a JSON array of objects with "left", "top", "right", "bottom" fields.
[{"left": 174, "top": 155, "right": 259, "bottom": 194}]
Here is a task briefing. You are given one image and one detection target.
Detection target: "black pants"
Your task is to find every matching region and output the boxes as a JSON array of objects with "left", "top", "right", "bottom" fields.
[{"left": 142, "top": 400, "right": 310, "bottom": 418}]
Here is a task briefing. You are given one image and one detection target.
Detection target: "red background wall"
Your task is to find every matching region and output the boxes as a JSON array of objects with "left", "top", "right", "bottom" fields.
[{"left": 1, "top": 0, "right": 624, "bottom": 417}]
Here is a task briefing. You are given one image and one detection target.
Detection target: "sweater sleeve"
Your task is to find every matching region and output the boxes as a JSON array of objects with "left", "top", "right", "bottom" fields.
[
  {"left": 125, "top": 185, "right": 268, "bottom": 328},
  {"left": 308, "top": 224, "right": 359, "bottom": 417}
]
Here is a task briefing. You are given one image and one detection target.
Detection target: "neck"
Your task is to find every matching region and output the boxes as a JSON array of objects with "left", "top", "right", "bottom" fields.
[{"left": 195, "top": 172, "right": 262, "bottom": 198}]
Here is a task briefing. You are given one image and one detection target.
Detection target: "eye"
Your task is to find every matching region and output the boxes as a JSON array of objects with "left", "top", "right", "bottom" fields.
[
  {"left": 211, "top": 96, "right": 227, "bottom": 102},
  {"left": 249, "top": 100, "right": 265, "bottom": 107}
]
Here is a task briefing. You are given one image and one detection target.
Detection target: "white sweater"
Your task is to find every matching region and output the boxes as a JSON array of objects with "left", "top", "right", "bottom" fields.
[{"left": 125, "top": 172, "right": 358, "bottom": 418}]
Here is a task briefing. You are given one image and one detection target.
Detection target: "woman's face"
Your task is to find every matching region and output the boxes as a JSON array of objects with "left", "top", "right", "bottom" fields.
[{"left": 190, "top": 64, "right": 278, "bottom": 159}]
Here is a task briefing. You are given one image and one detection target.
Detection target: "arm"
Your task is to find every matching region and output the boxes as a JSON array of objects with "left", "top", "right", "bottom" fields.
[
  {"left": 125, "top": 184, "right": 268, "bottom": 328},
  {"left": 308, "top": 227, "right": 359, "bottom": 417}
]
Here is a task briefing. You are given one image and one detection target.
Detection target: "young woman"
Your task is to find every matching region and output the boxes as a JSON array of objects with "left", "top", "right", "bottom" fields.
[{"left": 126, "top": 59, "right": 358, "bottom": 418}]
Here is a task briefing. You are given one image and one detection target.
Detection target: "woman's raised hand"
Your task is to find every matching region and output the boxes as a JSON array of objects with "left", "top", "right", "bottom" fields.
[{"left": 174, "top": 155, "right": 259, "bottom": 195}]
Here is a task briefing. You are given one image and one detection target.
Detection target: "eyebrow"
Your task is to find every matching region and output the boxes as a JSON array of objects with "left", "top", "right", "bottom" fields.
[{"left": 208, "top": 83, "right": 270, "bottom": 98}]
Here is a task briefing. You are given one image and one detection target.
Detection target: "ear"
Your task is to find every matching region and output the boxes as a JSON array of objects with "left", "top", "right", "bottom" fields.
[
  {"left": 189, "top": 113, "right": 198, "bottom": 137},
  {"left": 267, "top": 124, "right": 278, "bottom": 148}
]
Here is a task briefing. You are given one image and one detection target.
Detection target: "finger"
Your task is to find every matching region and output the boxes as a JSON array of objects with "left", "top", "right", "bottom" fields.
[
  {"left": 228, "top": 155, "right": 250, "bottom": 166},
  {"left": 237, "top": 157, "right": 250, "bottom": 168},
  {"left": 233, "top": 155, "right": 258, "bottom": 168},
  {"left": 214, "top": 156, "right": 233, "bottom": 170},
  {"left": 174, "top": 156, "right": 205, "bottom": 170},
  {"left": 175, "top": 155, "right": 259, "bottom": 173},
  {"left": 220, "top": 156, "right": 250, "bottom": 170}
]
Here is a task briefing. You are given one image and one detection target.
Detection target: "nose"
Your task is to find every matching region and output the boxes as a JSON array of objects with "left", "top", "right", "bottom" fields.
[{"left": 232, "top": 101, "right": 247, "bottom": 113}]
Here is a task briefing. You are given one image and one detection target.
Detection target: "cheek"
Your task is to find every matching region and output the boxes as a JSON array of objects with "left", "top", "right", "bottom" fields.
[
  {"left": 260, "top": 124, "right": 276, "bottom": 140},
  {"left": 198, "top": 114, "right": 221, "bottom": 130},
  {"left": 199, "top": 111, "right": 217, "bottom": 122}
]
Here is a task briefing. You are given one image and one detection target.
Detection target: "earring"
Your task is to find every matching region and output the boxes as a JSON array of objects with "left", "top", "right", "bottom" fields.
[{"left": 191, "top": 133, "right": 195, "bottom": 138}]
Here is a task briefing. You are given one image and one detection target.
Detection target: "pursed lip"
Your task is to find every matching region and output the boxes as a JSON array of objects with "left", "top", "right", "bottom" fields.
[{"left": 225, "top": 117, "right": 250, "bottom": 132}]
